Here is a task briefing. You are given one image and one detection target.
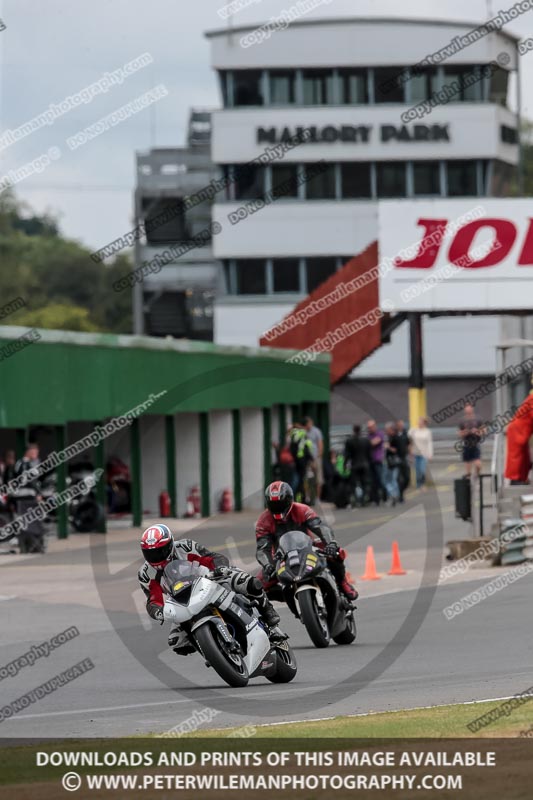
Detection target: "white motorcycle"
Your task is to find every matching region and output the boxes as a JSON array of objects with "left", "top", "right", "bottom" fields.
[{"left": 161, "top": 559, "right": 297, "bottom": 688}]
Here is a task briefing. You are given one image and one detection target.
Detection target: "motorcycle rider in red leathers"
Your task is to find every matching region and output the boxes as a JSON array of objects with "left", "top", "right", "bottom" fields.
[
  {"left": 256, "top": 482, "right": 358, "bottom": 601},
  {"left": 138, "top": 524, "right": 286, "bottom": 654}
]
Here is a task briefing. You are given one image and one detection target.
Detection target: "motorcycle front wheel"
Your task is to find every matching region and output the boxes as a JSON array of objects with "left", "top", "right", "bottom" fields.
[
  {"left": 298, "top": 589, "right": 330, "bottom": 648},
  {"left": 194, "top": 624, "right": 249, "bottom": 688},
  {"left": 266, "top": 643, "right": 297, "bottom": 683}
]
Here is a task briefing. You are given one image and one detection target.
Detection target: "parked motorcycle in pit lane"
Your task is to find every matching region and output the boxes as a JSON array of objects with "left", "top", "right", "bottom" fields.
[
  {"left": 268, "top": 530, "right": 357, "bottom": 649},
  {"left": 161, "top": 559, "right": 297, "bottom": 688}
]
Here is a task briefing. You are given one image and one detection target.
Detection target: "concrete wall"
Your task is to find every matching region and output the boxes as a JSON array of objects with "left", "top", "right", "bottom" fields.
[
  {"left": 139, "top": 416, "right": 165, "bottom": 515},
  {"left": 209, "top": 410, "right": 233, "bottom": 514},
  {"left": 241, "top": 408, "right": 263, "bottom": 509},
  {"left": 176, "top": 413, "right": 201, "bottom": 516},
  {"left": 331, "top": 377, "right": 496, "bottom": 429}
]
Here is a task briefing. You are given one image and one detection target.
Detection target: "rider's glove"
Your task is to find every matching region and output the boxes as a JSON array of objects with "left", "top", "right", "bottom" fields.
[
  {"left": 148, "top": 604, "right": 164, "bottom": 625},
  {"left": 212, "top": 565, "right": 232, "bottom": 580},
  {"left": 324, "top": 541, "right": 339, "bottom": 559},
  {"left": 263, "top": 563, "right": 276, "bottom": 580}
]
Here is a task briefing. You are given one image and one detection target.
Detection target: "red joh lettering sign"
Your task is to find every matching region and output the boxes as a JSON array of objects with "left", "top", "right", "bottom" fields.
[{"left": 379, "top": 199, "right": 533, "bottom": 312}]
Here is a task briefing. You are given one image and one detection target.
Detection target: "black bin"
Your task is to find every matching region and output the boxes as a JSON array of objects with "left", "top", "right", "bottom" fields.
[{"left": 454, "top": 477, "right": 471, "bottom": 521}]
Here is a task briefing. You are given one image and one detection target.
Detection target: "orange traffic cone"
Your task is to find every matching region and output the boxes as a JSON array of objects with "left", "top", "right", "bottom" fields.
[
  {"left": 360, "top": 545, "right": 381, "bottom": 580},
  {"left": 388, "top": 541, "right": 407, "bottom": 575}
]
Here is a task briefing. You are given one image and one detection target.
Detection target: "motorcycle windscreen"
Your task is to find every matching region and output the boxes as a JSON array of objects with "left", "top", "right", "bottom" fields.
[
  {"left": 161, "top": 559, "right": 204, "bottom": 598},
  {"left": 278, "top": 531, "right": 311, "bottom": 555}
]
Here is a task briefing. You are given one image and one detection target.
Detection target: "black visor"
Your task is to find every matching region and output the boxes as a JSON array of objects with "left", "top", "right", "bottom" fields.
[
  {"left": 143, "top": 541, "right": 172, "bottom": 564},
  {"left": 267, "top": 498, "right": 290, "bottom": 516}
]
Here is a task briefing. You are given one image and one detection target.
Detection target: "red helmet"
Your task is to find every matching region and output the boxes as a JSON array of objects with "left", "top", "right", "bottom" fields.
[
  {"left": 140, "top": 524, "right": 173, "bottom": 566},
  {"left": 265, "top": 481, "right": 294, "bottom": 521}
]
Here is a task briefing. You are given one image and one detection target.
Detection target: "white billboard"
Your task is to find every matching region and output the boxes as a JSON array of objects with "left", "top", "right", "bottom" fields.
[{"left": 378, "top": 199, "right": 533, "bottom": 312}]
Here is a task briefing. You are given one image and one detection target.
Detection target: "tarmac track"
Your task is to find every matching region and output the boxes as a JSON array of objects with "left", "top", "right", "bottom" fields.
[{"left": 1, "top": 467, "right": 532, "bottom": 738}]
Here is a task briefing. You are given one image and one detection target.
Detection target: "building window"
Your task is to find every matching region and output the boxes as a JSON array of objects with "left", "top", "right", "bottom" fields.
[
  {"left": 270, "top": 70, "right": 295, "bottom": 104},
  {"left": 219, "top": 71, "right": 229, "bottom": 106},
  {"left": 443, "top": 66, "right": 481, "bottom": 101},
  {"left": 305, "top": 163, "right": 336, "bottom": 199},
  {"left": 233, "top": 70, "right": 264, "bottom": 106},
  {"left": 447, "top": 160, "right": 478, "bottom": 196},
  {"left": 302, "top": 69, "right": 335, "bottom": 104},
  {"left": 143, "top": 198, "right": 190, "bottom": 243},
  {"left": 271, "top": 164, "right": 299, "bottom": 198},
  {"left": 222, "top": 261, "right": 232, "bottom": 293},
  {"left": 306, "top": 258, "right": 337, "bottom": 292},
  {"left": 272, "top": 259, "right": 300, "bottom": 292},
  {"left": 413, "top": 162, "right": 440, "bottom": 196},
  {"left": 488, "top": 66, "right": 509, "bottom": 106},
  {"left": 491, "top": 160, "right": 516, "bottom": 196},
  {"left": 340, "top": 162, "right": 371, "bottom": 198},
  {"left": 376, "top": 162, "right": 406, "bottom": 197},
  {"left": 236, "top": 259, "right": 266, "bottom": 294},
  {"left": 233, "top": 164, "right": 265, "bottom": 200},
  {"left": 374, "top": 67, "right": 406, "bottom": 103},
  {"left": 409, "top": 67, "right": 439, "bottom": 103},
  {"left": 339, "top": 68, "right": 368, "bottom": 104}
]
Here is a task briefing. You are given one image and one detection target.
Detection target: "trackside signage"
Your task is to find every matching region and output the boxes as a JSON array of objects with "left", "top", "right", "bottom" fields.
[{"left": 378, "top": 199, "right": 533, "bottom": 312}]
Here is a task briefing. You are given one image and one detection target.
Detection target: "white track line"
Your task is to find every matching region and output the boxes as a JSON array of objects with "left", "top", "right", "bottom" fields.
[
  {"left": 3, "top": 684, "right": 325, "bottom": 722},
  {"left": 245, "top": 695, "right": 528, "bottom": 730}
]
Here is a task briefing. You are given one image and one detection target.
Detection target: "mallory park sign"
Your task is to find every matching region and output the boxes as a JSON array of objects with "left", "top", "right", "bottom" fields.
[{"left": 257, "top": 124, "right": 450, "bottom": 145}]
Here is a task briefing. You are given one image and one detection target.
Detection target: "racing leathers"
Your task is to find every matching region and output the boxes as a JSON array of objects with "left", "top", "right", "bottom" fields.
[
  {"left": 138, "top": 538, "right": 284, "bottom": 654},
  {"left": 255, "top": 503, "right": 358, "bottom": 601}
]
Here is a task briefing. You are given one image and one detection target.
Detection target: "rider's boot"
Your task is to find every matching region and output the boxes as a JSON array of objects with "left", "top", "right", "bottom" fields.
[
  {"left": 168, "top": 626, "right": 195, "bottom": 655},
  {"left": 257, "top": 594, "right": 288, "bottom": 642}
]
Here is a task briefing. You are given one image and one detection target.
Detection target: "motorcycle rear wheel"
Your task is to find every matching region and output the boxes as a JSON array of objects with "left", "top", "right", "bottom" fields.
[
  {"left": 333, "top": 611, "right": 357, "bottom": 645},
  {"left": 194, "top": 624, "right": 249, "bottom": 688}
]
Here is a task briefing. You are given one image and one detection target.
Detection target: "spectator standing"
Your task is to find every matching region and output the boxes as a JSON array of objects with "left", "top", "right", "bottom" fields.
[
  {"left": 3, "top": 450, "right": 16, "bottom": 486},
  {"left": 384, "top": 422, "right": 401, "bottom": 506},
  {"left": 395, "top": 419, "right": 411, "bottom": 503},
  {"left": 367, "top": 419, "right": 386, "bottom": 505},
  {"left": 458, "top": 403, "right": 483, "bottom": 477},
  {"left": 344, "top": 424, "right": 371, "bottom": 506},
  {"left": 2, "top": 449, "right": 17, "bottom": 514},
  {"left": 409, "top": 417, "right": 433, "bottom": 489},
  {"left": 13, "top": 443, "right": 45, "bottom": 553},
  {"left": 288, "top": 421, "right": 314, "bottom": 501},
  {"left": 303, "top": 416, "right": 324, "bottom": 499},
  {"left": 272, "top": 429, "right": 296, "bottom": 488}
]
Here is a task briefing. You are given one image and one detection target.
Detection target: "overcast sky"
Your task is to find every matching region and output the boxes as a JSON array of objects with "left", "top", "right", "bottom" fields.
[{"left": 0, "top": 0, "right": 531, "bottom": 251}]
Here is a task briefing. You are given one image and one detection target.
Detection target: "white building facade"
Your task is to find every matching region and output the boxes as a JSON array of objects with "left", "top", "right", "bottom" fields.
[{"left": 206, "top": 16, "right": 521, "bottom": 382}]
